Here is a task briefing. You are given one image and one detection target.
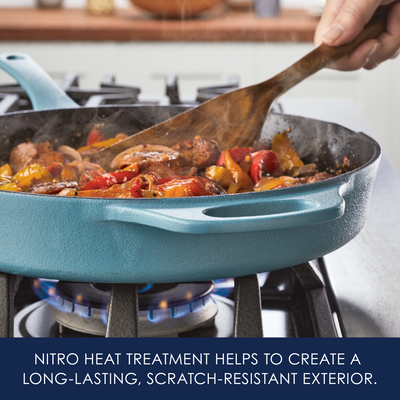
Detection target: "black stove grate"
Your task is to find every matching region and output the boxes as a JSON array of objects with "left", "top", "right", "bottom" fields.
[
  {"left": 0, "top": 73, "right": 245, "bottom": 113},
  {"left": 4, "top": 260, "right": 338, "bottom": 338}
]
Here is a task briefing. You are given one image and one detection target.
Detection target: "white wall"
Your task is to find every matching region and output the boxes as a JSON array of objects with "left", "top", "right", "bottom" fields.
[{"left": 0, "top": 41, "right": 398, "bottom": 175}]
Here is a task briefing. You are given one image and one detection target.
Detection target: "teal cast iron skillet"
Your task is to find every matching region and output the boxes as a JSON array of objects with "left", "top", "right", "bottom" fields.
[{"left": 0, "top": 53, "right": 381, "bottom": 283}]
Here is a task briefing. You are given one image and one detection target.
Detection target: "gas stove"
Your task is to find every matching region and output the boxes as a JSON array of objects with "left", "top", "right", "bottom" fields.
[
  {"left": 11, "top": 261, "right": 337, "bottom": 338},
  {"left": 0, "top": 75, "right": 398, "bottom": 338},
  {"left": 0, "top": 72, "right": 258, "bottom": 112}
]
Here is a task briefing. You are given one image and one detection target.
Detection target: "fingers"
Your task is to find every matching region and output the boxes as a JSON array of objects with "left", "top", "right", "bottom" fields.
[
  {"left": 314, "top": 0, "right": 346, "bottom": 47},
  {"left": 314, "top": 0, "right": 400, "bottom": 71},
  {"left": 320, "top": 0, "right": 384, "bottom": 46},
  {"left": 314, "top": 0, "right": 384, "bottom": 47},
  {"left": 329, "top": 40, "right": 381, "bottom": 71},
  {"left": 363, "top": 2, "right": 400, "bottom": 69}
]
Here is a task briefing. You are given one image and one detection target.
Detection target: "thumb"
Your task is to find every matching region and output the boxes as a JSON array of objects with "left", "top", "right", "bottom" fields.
[{"left": 321, "top": 0, "right": 383, "bottom": 46}]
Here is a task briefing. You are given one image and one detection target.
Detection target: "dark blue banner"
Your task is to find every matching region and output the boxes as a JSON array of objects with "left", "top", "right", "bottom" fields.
[{"left": 0, "top": 338, "right": 396, "bottom": 399}]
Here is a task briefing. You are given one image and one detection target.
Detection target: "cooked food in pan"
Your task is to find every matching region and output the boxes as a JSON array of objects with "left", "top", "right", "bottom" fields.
[{"left": 0, "top": 123, "right": 349, "bottom": 198}]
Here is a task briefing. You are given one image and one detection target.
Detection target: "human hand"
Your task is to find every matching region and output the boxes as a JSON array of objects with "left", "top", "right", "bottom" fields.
[{"left": 314, "top": 0, "right": 400, "bottom": 70}]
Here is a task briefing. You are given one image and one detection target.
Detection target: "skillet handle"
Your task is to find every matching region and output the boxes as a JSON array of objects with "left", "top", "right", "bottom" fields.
[
  {"left": 0, "top": 53, "right": 79, "bottom": 111},
  {"left": 104, "top": 185, "right": 345, "bottom": 234}
]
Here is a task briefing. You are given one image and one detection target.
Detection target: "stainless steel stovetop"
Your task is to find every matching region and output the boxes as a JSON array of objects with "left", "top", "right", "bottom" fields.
[{"left": 283, "top": 97, "right": 400, "bottom": 337}]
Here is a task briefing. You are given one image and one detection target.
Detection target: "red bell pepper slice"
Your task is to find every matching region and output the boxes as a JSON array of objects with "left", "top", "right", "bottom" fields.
[
  {"left": 155, "top": 177, "right": 217, "bottom": 197},
  {"left": 86, "top": 124, "right": 105, "bottom": 146},
  {"left": 250, "top": 150, "right": 282, "bottom": 183},
  {"left": 45, "top": 162, "right": 64, "bottom": 179},
  {"left": 81, "top": 171, "right": 138, "bottom": 190},
  {"left": 217, "top": 147, "right": 253, "bottom": 167},
  {"left": 130, "top": 178, "right": 143, "bottom": 198}
]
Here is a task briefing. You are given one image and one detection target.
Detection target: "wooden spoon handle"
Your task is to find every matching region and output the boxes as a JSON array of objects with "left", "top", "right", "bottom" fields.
[{"left": 268, "top": 1, "right": 399, "bottom": 95}]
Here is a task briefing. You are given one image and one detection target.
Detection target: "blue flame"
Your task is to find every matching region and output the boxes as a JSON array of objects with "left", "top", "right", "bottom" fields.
[
  {"left": 31, "top": 279, "right": 94, "bottom": 319},
  {"left": 212, "top": 274, "right": 269, "bottom": 297},
  {"left": 31, "top": 278, "right": 57, "bottom": 299},
  {"left": 212, "top": 278, "right": 234, "bottom": 297},
  {"left": 171, "top": 305, "right": 187, "bottom": 318},
  {"left": 101, "top": 303, "right": 109, "bottom": 325},
  {"left": 30, "top": 279, "right": 230, "bottom": 328},
  {"left": 148, "top": 309, "right": 163, "bottom": 323},
  {"left": 30, "top": 278, "right": 61, "bottom": 309},
  {"left": 138, "top": 284, "right": 153, "bottom": 294}
]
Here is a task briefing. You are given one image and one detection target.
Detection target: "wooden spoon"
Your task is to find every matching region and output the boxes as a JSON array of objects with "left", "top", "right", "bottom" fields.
[{"left": 96, "top": 2, "right": 396, "bottom": 171}]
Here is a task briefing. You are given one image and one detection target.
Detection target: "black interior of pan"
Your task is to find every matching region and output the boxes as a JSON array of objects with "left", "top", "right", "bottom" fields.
[
  {"left": 0, "top": 105, "right": 188, "bottom": 163},
  {"left": 261, "top": 112, "right": 378, "bottom": 173},
  {"left": 0, "top": 105, "right": 379, "bottom": 172}
]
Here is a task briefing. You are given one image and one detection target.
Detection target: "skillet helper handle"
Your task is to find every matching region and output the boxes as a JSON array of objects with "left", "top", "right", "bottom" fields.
[
  {"left": 0, "top": 53, "right": 79, "bottom": 111},
  {"left": 271, "top": 2, "right": 398, "bottom": 96},
  {"left": 104, "top": 185, "right": 345, "bottom": 234}
]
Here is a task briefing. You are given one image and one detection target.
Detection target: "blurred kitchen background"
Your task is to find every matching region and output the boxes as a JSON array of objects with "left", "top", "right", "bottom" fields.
[{"left": 0, "top": 0, "right": 399, "bottom": 176}]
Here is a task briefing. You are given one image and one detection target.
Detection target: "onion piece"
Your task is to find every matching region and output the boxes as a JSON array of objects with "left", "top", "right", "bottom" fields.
[
  {"left": 57, "top": 145, "right": 83, "bottom": 162},
  {"left": 58, "top": 188, "right": 79, "bottom": 196}
]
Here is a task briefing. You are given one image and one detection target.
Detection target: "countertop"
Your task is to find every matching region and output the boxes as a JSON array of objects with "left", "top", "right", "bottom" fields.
[{"left": 0, "top": 5, "right": 319, "bottom": 42}]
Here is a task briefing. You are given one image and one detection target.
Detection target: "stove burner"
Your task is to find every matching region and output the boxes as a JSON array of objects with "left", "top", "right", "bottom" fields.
[
  {"left": 15, "top": 296, "right": 234, "bottom": 338},
  {"left": 56, "top": 281, "right": 213, "bottom": 309},
  {"left": 50, "top": 281, "right": 218, "bottom": 337},
  {"left": 9, "top": 261, "right": 338, "bottom": 338}
]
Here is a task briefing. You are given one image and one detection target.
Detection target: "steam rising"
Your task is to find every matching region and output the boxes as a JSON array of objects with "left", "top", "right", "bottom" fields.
[
  {"left": 0, "top": 105, "right": 368, "bottom": 173},
  {"left": 0, "top": 105, "right": 188, "bottom": 165}
]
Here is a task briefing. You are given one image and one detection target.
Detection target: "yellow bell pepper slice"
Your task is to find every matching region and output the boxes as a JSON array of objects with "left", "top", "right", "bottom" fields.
[
  {"left": 77, "top": 137, "right": 122, "bottom": 153},
  {"left": 164, "top": 185, "right": 193, "bottom": 198},
  {"left": 11, "top": 164, "right": 52, "bottom": 189},
  {"left": 227, "top": 181, "right": 240, "bottom": 194},
  {"left": 0, "top": 182, "right": 22, "bottom": 192},
  {"left": 254, "top": 176, "right": 300, "bottom": 191},
  {"left": 224, "top": 149, "right": 253, "bottom": 191},
  {"left": 204, "top": 166, "right": 233, "bottom": 188},
  {"left": 0, "top": 163, "right": 12, "bottom": 183},
  {"left": 272, "top": 130, "right": 304, "bottom": 171}
]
